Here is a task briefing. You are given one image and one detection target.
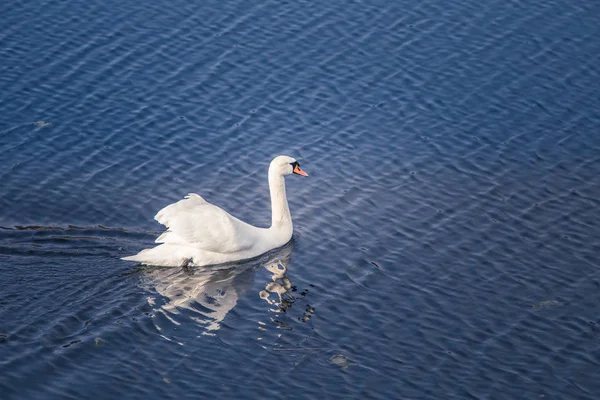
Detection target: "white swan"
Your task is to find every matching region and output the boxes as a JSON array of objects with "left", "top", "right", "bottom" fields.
[{"left": 122, "top": 155, "right": 308, "bottom": 267}]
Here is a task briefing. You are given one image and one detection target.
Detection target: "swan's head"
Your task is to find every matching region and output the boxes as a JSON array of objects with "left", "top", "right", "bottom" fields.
[{"left": 270, "top": 155, "right": 308, "bottom": 177}]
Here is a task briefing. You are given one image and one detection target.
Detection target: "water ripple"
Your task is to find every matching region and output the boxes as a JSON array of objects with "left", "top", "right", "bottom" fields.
[{"left": 2, "top": 0, "right": 600, "bottom": 398}]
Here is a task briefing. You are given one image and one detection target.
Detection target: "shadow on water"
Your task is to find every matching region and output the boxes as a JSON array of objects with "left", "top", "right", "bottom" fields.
[{"left": 138, "top": 240, "right": 298, "bottom": 339}]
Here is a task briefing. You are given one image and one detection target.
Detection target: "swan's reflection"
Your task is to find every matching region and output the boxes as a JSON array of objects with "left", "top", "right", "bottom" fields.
[
  {"left": 141, "top": 241, "right": 296, "bottom": 336},
  {"left": 259, "top": 254, "right": 294, "bottom": 310}
]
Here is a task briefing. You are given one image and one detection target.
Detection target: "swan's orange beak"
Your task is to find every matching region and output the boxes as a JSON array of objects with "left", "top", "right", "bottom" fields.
[{"left": 293, "top": 164, "right": 308, "bottom": 177}]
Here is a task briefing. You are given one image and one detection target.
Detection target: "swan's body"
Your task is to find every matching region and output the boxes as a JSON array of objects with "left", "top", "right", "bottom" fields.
[{"left": 122, "top": 155, "right": 307, "bottom": 267}]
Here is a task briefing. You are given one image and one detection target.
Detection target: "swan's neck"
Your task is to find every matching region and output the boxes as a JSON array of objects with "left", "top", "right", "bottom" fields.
[{"left": 268, "top": 171, "right": 292, "bottom": 233}]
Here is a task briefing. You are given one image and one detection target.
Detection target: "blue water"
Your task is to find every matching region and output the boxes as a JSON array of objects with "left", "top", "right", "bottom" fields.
[{"left": 2, "top": 0, "right": 600, "bottom": 398}]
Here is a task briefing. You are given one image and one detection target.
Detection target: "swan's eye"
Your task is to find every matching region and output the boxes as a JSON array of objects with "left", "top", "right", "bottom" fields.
[{"left": 290, "top": 161, "right": 299, "bottom": 169}]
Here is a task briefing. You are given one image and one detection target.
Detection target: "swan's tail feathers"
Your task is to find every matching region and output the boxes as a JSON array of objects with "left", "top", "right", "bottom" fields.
[
  {"left": 121, "top": 248, "right": 155, "bottom": 264},
  {"left": 120, "top": 244, "right": 192, "bottom": 267}
]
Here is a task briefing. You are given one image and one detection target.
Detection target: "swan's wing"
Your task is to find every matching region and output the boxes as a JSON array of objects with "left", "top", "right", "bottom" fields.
[{"left": 153, "top": 193, "right": 257, "bottom": 253}]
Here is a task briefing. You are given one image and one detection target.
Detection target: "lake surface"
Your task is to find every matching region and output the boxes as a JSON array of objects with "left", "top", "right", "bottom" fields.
[{"left": 1, "top": 0, "right": 600, "bottom": 398}]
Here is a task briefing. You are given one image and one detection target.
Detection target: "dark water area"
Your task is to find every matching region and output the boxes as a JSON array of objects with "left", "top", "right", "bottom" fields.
[{"left": 1, "top": 0, "right": 600, "bottom": 398}]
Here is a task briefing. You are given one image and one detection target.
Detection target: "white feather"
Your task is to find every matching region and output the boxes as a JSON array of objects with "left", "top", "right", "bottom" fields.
[{"left": 122, "top": 156, "right": 306, "bottom": 267}]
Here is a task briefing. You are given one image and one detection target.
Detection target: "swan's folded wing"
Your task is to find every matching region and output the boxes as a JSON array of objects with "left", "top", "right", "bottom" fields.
[{"left": 154, "top": 193, "right": 256, "bottom": 253}]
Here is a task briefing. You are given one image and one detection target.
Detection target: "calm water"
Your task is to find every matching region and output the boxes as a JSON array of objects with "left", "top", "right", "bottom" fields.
[{"left": 1, "top": 0, "right": 600, "bottom": 398}]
